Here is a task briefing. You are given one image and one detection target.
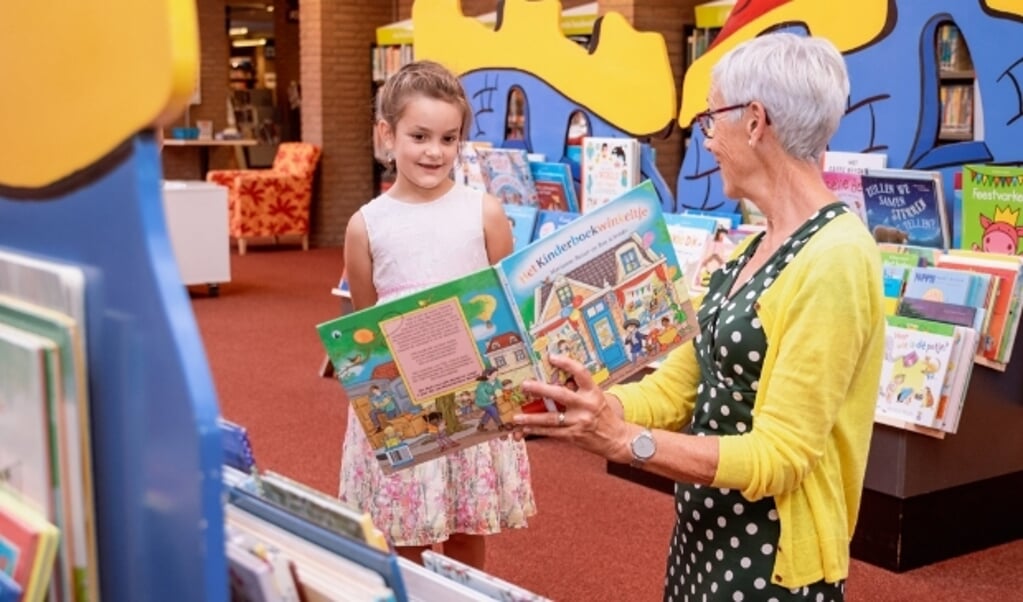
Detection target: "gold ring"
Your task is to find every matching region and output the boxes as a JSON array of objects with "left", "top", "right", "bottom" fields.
[{"left": 557, "top": 412, "right": 566, "bottom": 426}]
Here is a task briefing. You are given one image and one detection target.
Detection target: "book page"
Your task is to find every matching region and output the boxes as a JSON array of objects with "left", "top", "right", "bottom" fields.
[{"left": 381, "top": 298, "right": 484, "bottom": 403}]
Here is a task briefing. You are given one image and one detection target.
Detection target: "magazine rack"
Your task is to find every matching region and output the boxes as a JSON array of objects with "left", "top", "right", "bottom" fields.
[
  {"left": 853, "top": 326, "right": 1023, "bottom": 571},
  {"left": 0, "top": 134, "right": 227, "bottom": 600}
]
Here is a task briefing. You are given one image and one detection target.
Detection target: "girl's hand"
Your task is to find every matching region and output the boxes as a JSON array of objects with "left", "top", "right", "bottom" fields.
[{"left": 513, "top": 354, "right": 630, "bottom": 462}]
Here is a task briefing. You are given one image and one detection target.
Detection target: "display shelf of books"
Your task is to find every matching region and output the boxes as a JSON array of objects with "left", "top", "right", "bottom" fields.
[
  {"left": 684, "top": 0, "right": 733, "bottom": 68},
  {"left": 936, "top": 22, "right": 976, "bottom": 143},
  {"left": 0, "top": 133, "right": 228, "bottom": 600}
]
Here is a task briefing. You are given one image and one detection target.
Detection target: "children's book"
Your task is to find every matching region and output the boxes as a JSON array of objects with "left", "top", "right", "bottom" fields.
[
  {"left": 663, "top": 213, "right": 719, "bottom": 295},
  {"left": 0, "top": 571, "right": 21, "bottom": 602},
  {"left": 861, "top": 168, "right": 949, "bottom": 249},
  {"left": 529, "top": 161, "right": 579, "bottom": 212},
  {"left": 0, "top": 485, "right": 60, "bottom": 602},
  {"left": 503, "top": 204, "right": 539, "bottom": 252},
  {"left": 580, "top": 136, "right": 641, "bottom": 213},
  {"left": 937, "top": 251, "right": 1023, "bottom": 368},
  {"left": 218, "top": 417, "right": 257, "bottom": 474},
  {"left": 316, "top": 181, "right": 699, "bottom": 473},
  {"left": 875, "top": 315, "right": 957, "bottom": 429},
  {"left": 530, "top": 209, "right": 579, "bottom": 243},
  {"left": 822, "top": 171, "right": 868, "bottom": 224},
  {"left": 476, "top": 147, "right": 540, "bottom": 206},
  {"left": 422, "top": 550, "right": 552, "bottom": 602},
  {"left": 959, "top": 164, "right": 1023, "bottom": 255},
  {"left": 454, "top": 141, "right": 491, "bottom": 193}
]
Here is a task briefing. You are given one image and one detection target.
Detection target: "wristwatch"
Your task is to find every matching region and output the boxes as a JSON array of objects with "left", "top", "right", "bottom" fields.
[{"left": 629, "top": 429, "right": 656, "bottom": 467}]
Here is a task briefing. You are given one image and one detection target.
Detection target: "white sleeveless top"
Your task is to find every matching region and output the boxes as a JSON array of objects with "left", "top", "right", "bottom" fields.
[{"left": 360, "top": 184, "right": 490, "bottom": 302}]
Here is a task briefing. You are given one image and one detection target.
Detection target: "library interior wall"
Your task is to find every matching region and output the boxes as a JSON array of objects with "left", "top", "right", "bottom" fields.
[{"left": 164, "top": 1, "right": 695, "bottom": 247}]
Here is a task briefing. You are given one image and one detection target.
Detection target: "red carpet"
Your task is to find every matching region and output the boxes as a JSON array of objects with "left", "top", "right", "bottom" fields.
[{"left": 190, "top": 246, "right": 1023, "bottom": 601}]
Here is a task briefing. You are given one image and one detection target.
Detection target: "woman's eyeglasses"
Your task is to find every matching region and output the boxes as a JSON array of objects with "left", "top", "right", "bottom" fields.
[{"left": 690, "top": 102, "right": 771, "bottom": 139}]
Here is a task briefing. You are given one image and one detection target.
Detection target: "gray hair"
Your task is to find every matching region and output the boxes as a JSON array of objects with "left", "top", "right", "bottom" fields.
[{"left": 712, "top": 33, "right": 849, "bottom": 162}]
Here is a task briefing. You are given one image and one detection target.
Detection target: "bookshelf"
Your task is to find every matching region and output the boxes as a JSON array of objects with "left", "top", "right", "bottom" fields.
[
  {"left": 0, "top": 133, "right": 227, "bottom": 600},
  {"left": 684, "top": 0, "right": 731, "bottom": 69},
  {"left": 936, "top": 22, "right": 976, "bottom": 143}
]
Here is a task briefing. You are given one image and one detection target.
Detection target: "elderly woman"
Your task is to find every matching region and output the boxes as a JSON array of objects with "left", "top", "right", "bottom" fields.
[{"left": 515, "top": 33, "right": 885, "bottom": 601}]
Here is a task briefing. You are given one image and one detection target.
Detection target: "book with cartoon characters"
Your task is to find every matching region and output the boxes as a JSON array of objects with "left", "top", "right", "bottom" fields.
[
  {"left": 316, "top": 180, "right": 699, "bottom": 473},
  {"left": 959, "top": 164, "right": 1023, "bottom": 256},
  {"left": 579, "top": 136, "right": 641, "bottom": 213}
]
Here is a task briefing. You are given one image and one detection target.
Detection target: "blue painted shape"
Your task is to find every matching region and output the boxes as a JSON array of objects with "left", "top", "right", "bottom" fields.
[
  {"left": 0, "top": 133, "right": 226, "bottom": 601},
  {"left": 676, "top": 4, "right": 1023, "bottom": 218}
]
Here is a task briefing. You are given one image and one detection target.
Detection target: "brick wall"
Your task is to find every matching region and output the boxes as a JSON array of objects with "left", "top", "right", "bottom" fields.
[
  {"left": 302, "top": 0, "right": 394, "bottom": 247},
  {"left": 162, "top": 0, "right": 230, "bottom": 181}
]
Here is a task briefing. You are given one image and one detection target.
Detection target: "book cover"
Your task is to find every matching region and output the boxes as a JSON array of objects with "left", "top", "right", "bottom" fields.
[
  {"left": 218, "top": 418, "right": 257, "bottom": 474},
  {"left": 422, "top": 550, "right": 551, "bottom": 602},
  {"left": 316, "top": 181, "right": 699, "bottom": 472},
  {"left": 896, "top": 297, "right": 979, "bottom": 329},
  {"left": 454, "top": 141, "right": 491, "bottom": 193},
  {"left": 580, "top": 136, "right": 640, "bottom": 213},
  {"left": 0, "top": 295, "right": 95, "bottom": 602},
  {"left": 663, "top": 213, "right": 719, "bottom": 295},
  {"left": 0, "top": 571, "right": 21, "bottom": 602},
  {"left": 876, "top": 316, "right": 957, "bottom": 428},
  {"left": 225, "top": 538, "right": 284, "bottom": 602},
  {"left": 255, "top": 471, "right": 386, "bottom": 552},
  {"left": 937, "top": 252, "right": 1023, "bottom": 366},
  {"left": 0, "top": 486, "right": 60, "bottom": 602},
  {"left": 476, "top": 147, "right": 540, "bottom": 206},
  {"left": 497, "top": 181, "right": 699, "bottom": 387},
  {"left": 503, "top": 204, "right": 539, "bottom": 252},
  {"left": 822, "top": 171, "right": 868, "bottom": 224},
  {"left": 529, "top": 161, "right": 579, "bottom": 212},
  {"left": 531, "top": 209, "right": 579, "bottom": 243},
  {"left": 861, "top": 168, "right": 949, "bottom": 249},
  {"left": 901, "top": 266, "right": 978, "bottom": 306},
  {"left": 959, "top": 164, "right": 1023, "bottom": 255}
]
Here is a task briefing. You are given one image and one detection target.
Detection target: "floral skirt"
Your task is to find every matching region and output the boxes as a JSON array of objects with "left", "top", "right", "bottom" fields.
[{"left": 339, "top": 410, "right": 536, "bottom": 546}]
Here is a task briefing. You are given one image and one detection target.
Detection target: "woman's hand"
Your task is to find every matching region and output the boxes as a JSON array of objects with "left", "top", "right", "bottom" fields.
[{"left": 513, "top": 354, "right": 631, "bottom": 463}]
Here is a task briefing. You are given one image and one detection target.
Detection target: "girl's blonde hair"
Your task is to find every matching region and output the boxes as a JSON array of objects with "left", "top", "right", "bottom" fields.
[{"left": 373, "top": 60, "right": 473, "bottom": 164}]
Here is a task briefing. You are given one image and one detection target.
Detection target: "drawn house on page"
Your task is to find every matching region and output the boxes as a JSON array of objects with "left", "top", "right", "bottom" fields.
[{"left": 530, "top": 233, "right": 682, "bottom": 382}]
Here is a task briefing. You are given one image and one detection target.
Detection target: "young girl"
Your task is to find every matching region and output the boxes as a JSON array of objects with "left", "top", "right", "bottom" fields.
[{"left": 340, "top": 60, "right": 535, "bottom": 569}]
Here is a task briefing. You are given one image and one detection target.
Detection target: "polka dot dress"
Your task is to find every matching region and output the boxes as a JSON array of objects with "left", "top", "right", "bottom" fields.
[{"left": 663, "top": 204, "right": 849, "bottom": 602}]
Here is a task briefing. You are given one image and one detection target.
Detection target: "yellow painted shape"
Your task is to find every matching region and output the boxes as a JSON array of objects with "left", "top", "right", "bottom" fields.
[
  {"left": 986, "top": 0, "right": 1023, "bottom": 17},
  {"left": 0, "top": 0, "right": 198, "bottom": 188},
  {"left": 678, "top": 0, "right": 889, "bottom": 126},
  {"left": 414, "top": 0, "right": 675, "bottom": 137}
]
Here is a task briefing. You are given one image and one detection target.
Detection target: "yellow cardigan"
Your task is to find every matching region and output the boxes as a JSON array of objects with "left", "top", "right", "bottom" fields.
[{"left": 611, "top": 212, "right": 885, "bottom": 588}]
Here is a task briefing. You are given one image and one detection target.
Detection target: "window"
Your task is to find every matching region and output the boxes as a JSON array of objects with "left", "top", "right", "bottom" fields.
[
  {"left": 621, "top": 249, "right": 640, "bottom": 273},
  {"left": 557, "top": 285, "right": 573, "bottom": 308}
]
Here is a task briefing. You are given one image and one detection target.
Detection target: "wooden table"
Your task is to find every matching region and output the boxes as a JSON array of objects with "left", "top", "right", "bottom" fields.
[{"left": 162, "top": 138, "right": 257, "bottom": 176}]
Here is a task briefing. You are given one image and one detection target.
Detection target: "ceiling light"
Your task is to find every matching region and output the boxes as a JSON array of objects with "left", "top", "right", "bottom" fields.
[{"left": 229, "top": 27, "right": 249, "bottom": 36}]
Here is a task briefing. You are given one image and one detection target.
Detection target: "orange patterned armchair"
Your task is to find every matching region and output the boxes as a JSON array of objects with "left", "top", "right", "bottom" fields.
[{"left": 206, "top": 142, "right": 322, "bottom": 254}]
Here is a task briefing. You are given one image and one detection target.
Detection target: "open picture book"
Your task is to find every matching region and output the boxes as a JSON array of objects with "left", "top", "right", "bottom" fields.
[{"left": 316, "top": 180, "right": 699, "bottom": 473}]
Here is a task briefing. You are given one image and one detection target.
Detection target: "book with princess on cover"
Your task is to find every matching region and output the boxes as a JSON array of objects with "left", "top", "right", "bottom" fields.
[{"left": 316, "top": 181, "right": 699, "bottom": 473}]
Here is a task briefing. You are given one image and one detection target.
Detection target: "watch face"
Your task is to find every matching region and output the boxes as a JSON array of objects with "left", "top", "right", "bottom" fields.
[{"left": 632, "top": 432, "right": 655, "bottom": 460}]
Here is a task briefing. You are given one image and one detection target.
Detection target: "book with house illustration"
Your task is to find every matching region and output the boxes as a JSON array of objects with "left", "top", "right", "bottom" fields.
[{"left": 316, "top": 180, "right": 699, "bottom": 473}]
